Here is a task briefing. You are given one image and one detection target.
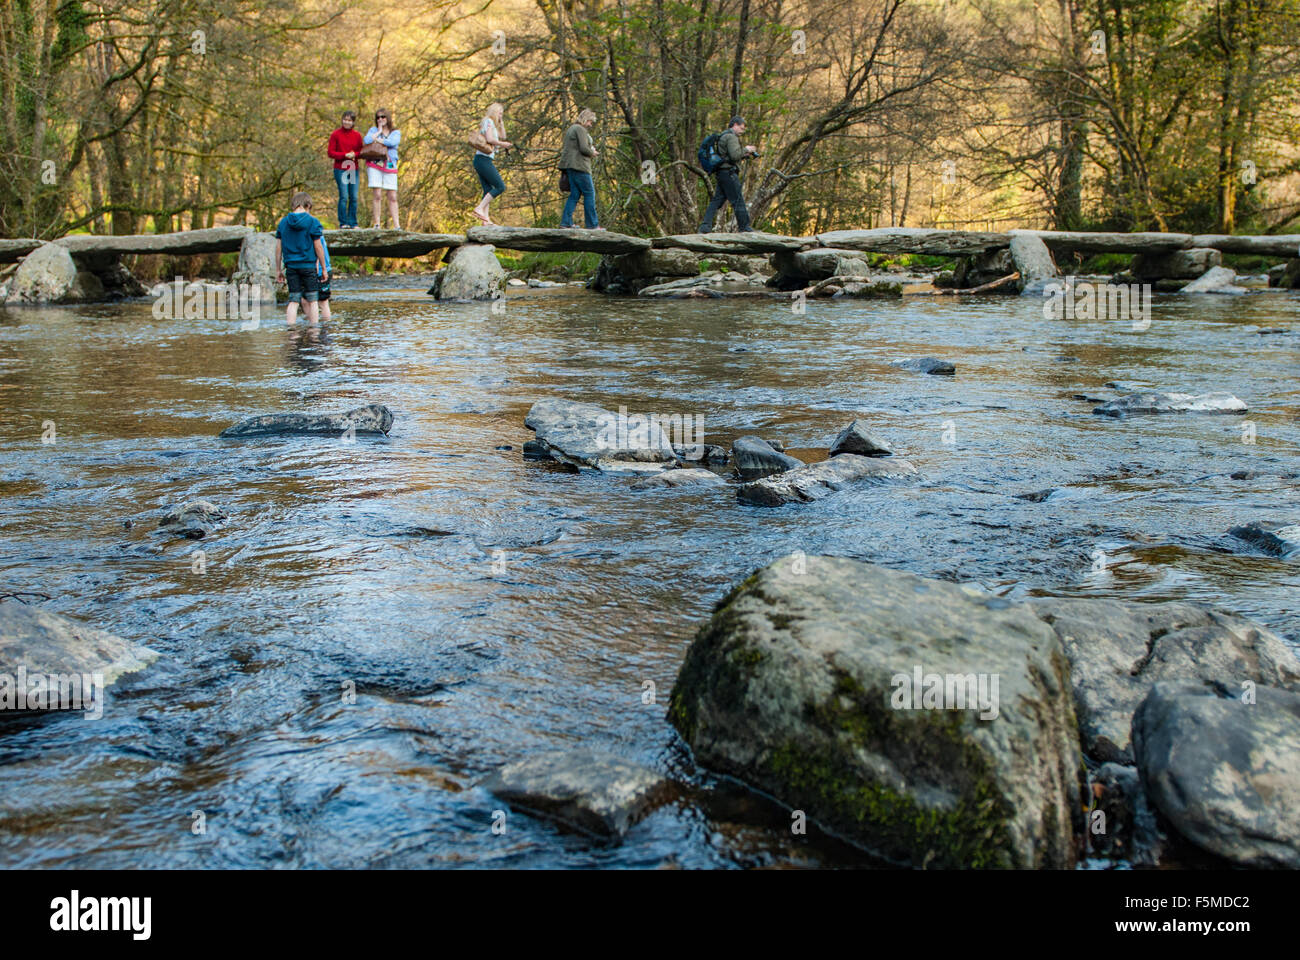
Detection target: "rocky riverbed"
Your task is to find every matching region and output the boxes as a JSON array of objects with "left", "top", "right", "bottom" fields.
[{"left": 0, "top": 274, "right": 1296, "bottom": 868}]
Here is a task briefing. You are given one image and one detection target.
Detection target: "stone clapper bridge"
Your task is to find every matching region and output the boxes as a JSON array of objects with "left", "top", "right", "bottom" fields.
[{"left": 2, "top": 223, "right": 1298, "bottom": 304}]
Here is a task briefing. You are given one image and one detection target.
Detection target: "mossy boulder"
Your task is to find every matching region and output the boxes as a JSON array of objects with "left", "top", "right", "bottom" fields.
[{"left": 668, "top": 556, "right": 1083, "bottom": 868}]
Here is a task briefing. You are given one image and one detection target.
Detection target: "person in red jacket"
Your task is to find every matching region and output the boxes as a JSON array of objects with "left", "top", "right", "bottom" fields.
[{"left": 328, "top": 110, "right": 364, "bottom": 228}]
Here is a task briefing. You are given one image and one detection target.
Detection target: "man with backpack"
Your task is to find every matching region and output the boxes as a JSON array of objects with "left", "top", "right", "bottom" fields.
[{"left": 698, "top": 116, "right": 759, "bottom": 233}]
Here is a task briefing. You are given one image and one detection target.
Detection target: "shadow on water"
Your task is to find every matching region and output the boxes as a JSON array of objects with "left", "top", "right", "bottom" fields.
[{"left": 0, "top": 276, "right": 1297, "bottom": 867}]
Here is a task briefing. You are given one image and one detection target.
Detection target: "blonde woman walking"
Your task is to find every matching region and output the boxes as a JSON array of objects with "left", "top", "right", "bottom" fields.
[{"left": 471, "top": 102, "right": 512, "bottom": 225}]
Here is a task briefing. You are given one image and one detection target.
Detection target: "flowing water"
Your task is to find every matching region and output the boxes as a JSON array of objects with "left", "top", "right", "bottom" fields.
[{"left": 0, "top": 277, "right": 1297, "bottom": 868}]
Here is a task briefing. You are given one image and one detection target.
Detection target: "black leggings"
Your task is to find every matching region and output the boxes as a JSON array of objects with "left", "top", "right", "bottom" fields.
[{"left": 474, "top": 153, "right": 506, "bottom": 198}]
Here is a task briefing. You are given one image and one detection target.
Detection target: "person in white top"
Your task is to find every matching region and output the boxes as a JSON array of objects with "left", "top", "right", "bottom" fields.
[{"left": 471, "top": 102, "right": 512, "bottom": 225}]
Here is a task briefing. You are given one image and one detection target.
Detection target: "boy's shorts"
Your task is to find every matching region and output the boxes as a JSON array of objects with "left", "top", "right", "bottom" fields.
[
  {"left": 284, "top": 265, "right": 319, "bottom": 303},
  {"left": 317, "top": 280, "right": 331, "bottom": 302}
]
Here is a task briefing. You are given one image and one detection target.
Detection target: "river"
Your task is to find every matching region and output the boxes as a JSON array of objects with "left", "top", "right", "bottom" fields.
[{"left": 1, "top": 276, "right": 1296, "bottom": 867}]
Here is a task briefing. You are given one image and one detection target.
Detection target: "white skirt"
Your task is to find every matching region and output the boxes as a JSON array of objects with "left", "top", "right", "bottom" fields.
[{"left": 367, "top": 166, "right": 397, "bottom": 191}]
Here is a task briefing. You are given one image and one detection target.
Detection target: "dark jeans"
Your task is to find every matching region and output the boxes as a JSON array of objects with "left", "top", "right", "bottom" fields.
[
  {"left": 700, "top": 166, "right": 750, "bottom": 232},
  {"left": 560, "top": 169, "right": 598, "bottom": 228},
  {"left": 284, "top": 265, "right": 319, "bottom": 303},
  {"left": 473, "top": 153, "right": 506, "bottom": 199},
  {"left": 334, "top": 168, "right": 358, "bottom": 227}
]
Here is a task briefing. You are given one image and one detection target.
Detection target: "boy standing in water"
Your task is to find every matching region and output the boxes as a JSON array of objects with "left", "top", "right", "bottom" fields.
[{"left": 274, "top": 192, "right": 328, "bottom": 326}]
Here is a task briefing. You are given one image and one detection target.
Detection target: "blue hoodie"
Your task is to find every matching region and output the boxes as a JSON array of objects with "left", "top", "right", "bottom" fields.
[{"left": 275, "top": 210, "right": 324, "bottom": 268}]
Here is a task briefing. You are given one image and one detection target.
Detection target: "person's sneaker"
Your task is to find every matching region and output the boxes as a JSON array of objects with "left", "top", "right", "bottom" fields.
[
  {"left": 698, "top": 227, "right": 712, "bottom": 234},
  {"left": 739, "top": 227, "right": 757, "bottom": 233}
]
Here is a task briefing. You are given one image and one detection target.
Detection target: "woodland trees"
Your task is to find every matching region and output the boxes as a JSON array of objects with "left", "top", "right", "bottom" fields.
[{"left": 1, "top": 0, "right": 1296, "bottom": 239}]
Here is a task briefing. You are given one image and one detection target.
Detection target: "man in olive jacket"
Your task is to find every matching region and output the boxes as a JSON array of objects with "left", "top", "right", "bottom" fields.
[
  {"left": 560, "top": 109, "right": 601, "bottom": 229},
  {"left": 699, "top": 116, "right": 758, "bottom": 233}
]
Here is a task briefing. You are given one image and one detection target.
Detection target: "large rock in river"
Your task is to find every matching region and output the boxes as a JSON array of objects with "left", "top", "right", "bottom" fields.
[
  {"left": 1180, "top": 265, "right": 1246, "bottom": 294},
  {"left": 1133, "top": 682, "right": 1300, "bottom": 868},
  {"left": 737, "top": 454, "right": 917, "bottom": 506},
  {"left": 524, "top": 398, "right": 676, "bottom": 471},
  {"left": 668, "top": 557, "right": 1082, "bottom": 867},
  {"left": 1029, "top": 597, "right": 1300, "bottom": 764},
  {"left": 5, "top": 243, "right": 79, "bottom": 304},
  {"left": 610, "top": 248, "right": 700, "bottom": 279},
  {"left": 0, "top": 602, "right": 159, "bottom": 695},
  {"left": 429, "top": 243, "right": 505, "bottom": 300},
  {"left": 1092, "top": 390, "right": 1246, "bottom": 417},
  {"left": 220, "top": 403, "right": 394, "bottom": 438},
  {"left": 770, "top": 248, "right": 871, "bottom": 281},
  {"left": 1132, "top": 247, "right": 1221, "bottom": 280}
]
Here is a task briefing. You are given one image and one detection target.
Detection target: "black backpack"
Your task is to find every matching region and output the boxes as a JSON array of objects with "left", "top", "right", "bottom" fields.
[{"left": 698, "top": 132, "right": 726, "bottom": 173}]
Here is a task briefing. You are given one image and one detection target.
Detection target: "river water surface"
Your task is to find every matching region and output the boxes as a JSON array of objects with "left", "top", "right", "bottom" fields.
[{"left": 1, "top": 277, "right": 1297, "bottom": 868}]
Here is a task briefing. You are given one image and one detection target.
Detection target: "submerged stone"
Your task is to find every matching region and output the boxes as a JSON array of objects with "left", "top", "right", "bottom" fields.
[
  {"left": 891, "top": 356, "right": 955, "bottom": 375},
  {"left": 0, "top": 602, "right": 159, "bottom": 691},
  {"left": 481, "top": 749, "right": 670, "bottom": 837},
  {"left": 1092, "top": 391, "right": 1246, "bottom": 416},
  {"left": 220, "top": 403, "right": 394, "bottom": 438},
  {"left": 158, "top": 499, "right": 226, "bottom": 539},
  {"left": 737, "top": 454, "right": 917, "bottom": 506}
]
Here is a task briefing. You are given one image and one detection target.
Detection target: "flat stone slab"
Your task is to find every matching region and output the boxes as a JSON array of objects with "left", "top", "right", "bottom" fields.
[
  {"left": 467, "top": 225, "right": 649, "bottom": 254},
  {"left": 737, "top": 453, "right": 918, "bottom": 506},
  {"left": 524, "top": 398, "right": 677, "bottom": 469},
  {"left": 1092, "top": 391, "right": 1247, "bottom": 416},
  {"left": 481, "top": 749, "right": 670, "bottom": 837},
  {"left": 1134, "top": 683, "right": 1300, "bottom": 868},
  {"left": 0, "top": 238, "right": 42, "bottom": 263},
  {"left": 54, "top": 226, "right": 252, "bottom": 257},
  {"left": 816, "top": 228, "right": 1010, "bottom": 256},
  {"left": 1026, "top": 231, "right": 1190, "bottom": 255},
  {"left": 323, "top": 229, "right": 464, "bottom": 258},
  {"left": 0, "top": 601, "right": 159, "bottom": 690},
  {"left": 220, "top": 403, "right": 394, "bottom": 438},
  {"left": 652, "top": 232, "right": 809, "bottom": 254}
]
